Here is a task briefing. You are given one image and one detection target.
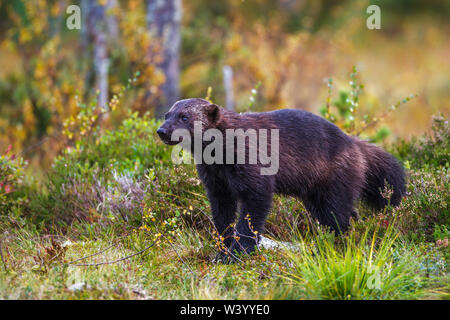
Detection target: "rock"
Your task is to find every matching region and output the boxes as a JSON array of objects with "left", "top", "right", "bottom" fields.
[
  {"left": 258, "top": 236, "right": 296, "bottom": 251},
  {"left": 68, "top": 282, "right": 91, "bottom": 292},
  {"left": 61, "top": 240, "right": 74, "bottom": 247}
]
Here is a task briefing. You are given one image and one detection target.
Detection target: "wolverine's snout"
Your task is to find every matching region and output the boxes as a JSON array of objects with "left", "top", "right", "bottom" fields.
[
  {"left": 156, "top": 124, "right": 181, "bottom": 145},
  {"left": 156, "top": 126, "right": 168, "bottom": 139},
  {"left": 156, "top": 125, "right": 173, "bottom": 144}
]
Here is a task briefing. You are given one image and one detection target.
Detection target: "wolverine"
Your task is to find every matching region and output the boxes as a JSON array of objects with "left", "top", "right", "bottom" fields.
[{"left": 157, "top": 98, "right": 406, "bottom": 261}]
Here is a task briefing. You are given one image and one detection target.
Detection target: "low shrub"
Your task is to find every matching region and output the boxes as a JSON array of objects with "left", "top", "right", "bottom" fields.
[
  {"left": 28, "top": 112, "right": 174, "bottom": 225},
  {"left": 0, "top": 145, "right": 27, "bottom": 216},
  {"left": 395, "top": 114, "right": 449, "bottom": 170}
]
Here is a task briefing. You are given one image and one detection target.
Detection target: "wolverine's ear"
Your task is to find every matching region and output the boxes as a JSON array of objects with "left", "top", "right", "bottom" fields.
[{"left": 205, "top": 103, "right": 221, "bottom": 123}]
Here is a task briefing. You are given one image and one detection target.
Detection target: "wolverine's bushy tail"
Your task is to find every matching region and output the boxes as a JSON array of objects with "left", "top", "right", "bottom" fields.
[{"left": 358, "top": 141, "right": 406, "bottom": 210}]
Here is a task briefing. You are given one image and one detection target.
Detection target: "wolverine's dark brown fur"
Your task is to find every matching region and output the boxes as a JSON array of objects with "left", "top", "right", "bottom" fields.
[{"left": 157, "top": 98, "right": 406, "bottom": 261}]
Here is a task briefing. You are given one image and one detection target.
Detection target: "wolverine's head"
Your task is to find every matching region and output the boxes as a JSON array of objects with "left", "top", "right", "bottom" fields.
[{"left": 156, "top": 98, "right": 222, "bottom": 145}]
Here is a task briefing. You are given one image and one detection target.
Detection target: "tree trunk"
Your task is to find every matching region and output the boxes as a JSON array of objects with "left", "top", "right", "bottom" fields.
[
  {"left": 94, "top": 31, "right": 109, "bottom": 112},
  {"left": 83, "top": 0, "right": 117, "bottom": 113},
  {"left": 146, "top": 0, "right": 182, "bottom": 118},
  {"left": 223, "top": 65, "right": 235, "bottom": 111}
]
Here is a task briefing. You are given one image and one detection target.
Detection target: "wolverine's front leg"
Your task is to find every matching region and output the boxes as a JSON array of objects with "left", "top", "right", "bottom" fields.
[
  {"left": 229, "top": 190, "right": 273, "bottom": 257},
  {"left": 207, "top": 189, "right": 237, "bottom": 248},
  {"left": 197, "top": 165, "right": 237, "bottom": 249}
]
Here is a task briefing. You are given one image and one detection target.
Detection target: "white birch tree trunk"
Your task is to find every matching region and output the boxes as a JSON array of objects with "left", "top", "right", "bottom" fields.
[
  {"left": 146, "top": 0, "right": 182, "bottom": 118},
  {"left": 223, "top": 65, "right": 235, "bottom": 111},
  {"left": 83, "top": 0, "right": 117, "bottom": 114}
]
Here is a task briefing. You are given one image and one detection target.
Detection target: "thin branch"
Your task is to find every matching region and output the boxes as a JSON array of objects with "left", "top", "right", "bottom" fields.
[
  {"left": 66, "top": 243, "right": 117, "bottom": 265},
  {"left": 196, "top": 208, "right": 243, "bottom": 264},
  {"left": 167, "top": 240, "right": 196, "bottom": 277},
  {"left": 68, "top": 238, "right": 160, "bottom": 267}
]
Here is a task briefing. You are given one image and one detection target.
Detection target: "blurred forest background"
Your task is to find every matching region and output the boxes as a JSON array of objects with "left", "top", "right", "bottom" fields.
[{"left": 0, "top": 0, "right": 449, "bottom": 170}]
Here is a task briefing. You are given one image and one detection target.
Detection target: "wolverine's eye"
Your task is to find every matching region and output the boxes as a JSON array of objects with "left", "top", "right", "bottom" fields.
[{"left": 181, "top": 115, "right": 188, "bottom": 122}]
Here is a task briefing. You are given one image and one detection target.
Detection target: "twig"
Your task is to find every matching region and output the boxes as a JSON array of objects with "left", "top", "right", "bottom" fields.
[
  {"left": 66, "top": 243, "right": 117, "bottom": 265},
  {"left": 356, "top": 94, "right": 417, "bottom": 136},
  {"left": 17, "top": 132, "right": 63, "bottom": 157},
  {"left": 197, "top": 208, "right": 243, "bottom": 264},
  {"left": 65, "top": 229, "right": 133, "bottom": 265},
  {"left": 68, "top": 238, "right": 160, "bottom": 267},
  {"left": 167, "top": 240, "right": 196, "bottom": 278}
]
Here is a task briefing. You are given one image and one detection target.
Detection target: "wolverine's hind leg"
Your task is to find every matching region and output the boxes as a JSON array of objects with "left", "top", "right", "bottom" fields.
[{"left": 302, "top": 184, "right": 359, "bottom": 233}]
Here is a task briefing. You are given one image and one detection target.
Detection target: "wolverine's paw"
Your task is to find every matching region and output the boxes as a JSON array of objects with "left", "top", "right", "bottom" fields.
[
  {"left": 213, "top": 238, "right": 258, "bottom": 264},
  {"left": 229, "top": 237, "right": 257, "bottom": 256}
]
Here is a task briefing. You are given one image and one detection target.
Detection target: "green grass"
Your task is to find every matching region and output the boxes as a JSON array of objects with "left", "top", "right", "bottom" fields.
[
  {"left": 284, "top": 219, "right": 427, "bottom": 299},
  {"left": 0, "top": 209, "right": 448, "bottom": 300}
]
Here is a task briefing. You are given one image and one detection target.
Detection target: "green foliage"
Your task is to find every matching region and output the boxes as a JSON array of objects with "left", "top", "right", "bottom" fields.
[
  {"left": 58, "top": 112, "right": 171, "bottom": 178},
  {"left": 320, "top": 66, "right": 415, "bottom": 143},
  {"left": 433, "top": 225, "right": 449, "bottom": 242},
  {"left": 242, "top": 81, "right": 262, "bottom": 112},
  {"left": 389, "top": 114, "right": 449, "bottom": 244},
  {"left": 395, "top": 115, "right": 449, "bottom": 170},
  {"left": 0, "top": 1, "right": 163, "bottom": 165},
  {"left": 284, "top": 222, "right": 427, "bottom": 299},
  {"left": 396, "top": 167, "right": 449, "bottom": 242},
  {"left": 28, "top": 111, "right": 173, "bottom": 225},
  {"left": 0, "top": 146, "right": 27, "bottom": 215}
]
